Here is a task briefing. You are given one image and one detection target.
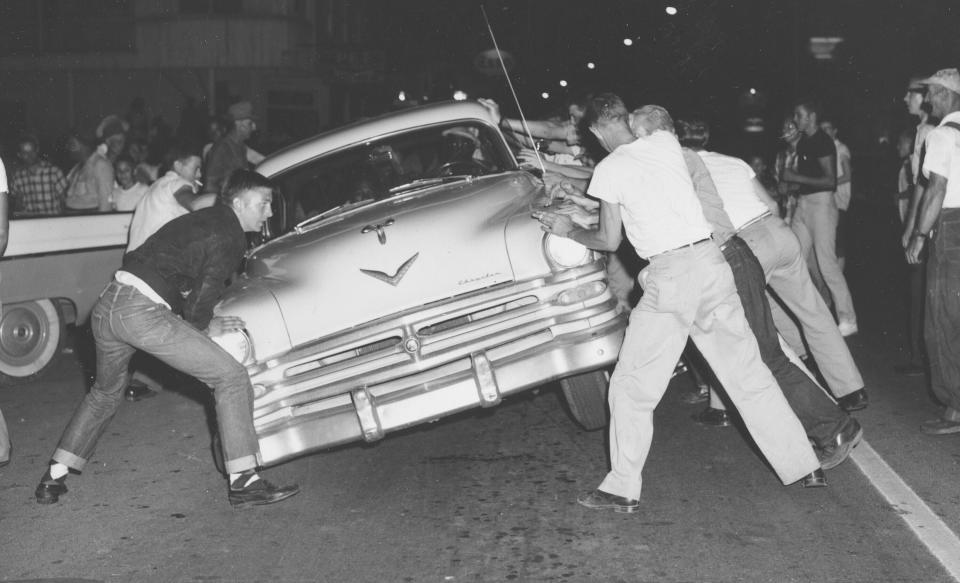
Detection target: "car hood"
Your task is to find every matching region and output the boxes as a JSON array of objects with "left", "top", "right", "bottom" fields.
[{"left": 244, "top": 172, "right": 543, "bottom": 348}]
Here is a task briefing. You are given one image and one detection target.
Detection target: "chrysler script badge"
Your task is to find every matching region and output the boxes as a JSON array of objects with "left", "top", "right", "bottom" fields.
[
  {"left": 360, "top": 253, "right": 419, "bottom": 287},
  {"left": 361, "top": 218, "right": 395, "bottom": 245}
]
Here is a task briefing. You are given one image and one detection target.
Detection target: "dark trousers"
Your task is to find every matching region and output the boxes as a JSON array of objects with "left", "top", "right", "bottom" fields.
[
  {"left": 907, "top": 259, "right": 926, "bottom": 366},
  {"left": 721, "top": 236, "right": 848, "bottom": 447},
  {"left": 925, "top": 208, "right": 960, "bottom": 413}
]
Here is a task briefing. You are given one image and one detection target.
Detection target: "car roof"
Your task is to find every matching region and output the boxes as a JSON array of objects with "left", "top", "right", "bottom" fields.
[{"left": 257, "top": 100, "right": 498, "bottom": 178}]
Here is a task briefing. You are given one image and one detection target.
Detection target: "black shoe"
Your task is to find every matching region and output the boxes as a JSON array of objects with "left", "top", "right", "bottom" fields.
[
  {"left": 837, "top": 389, "right": 868, "bottom": 412},
  {"left": 125, "top": 381, "right": 158, "bottom": 402},
  {"left": 35, "top": 471, "right": 68, "bottom": 504},
  {"left": 692, "top": 407, "right": 732, "bottom": 427},
  {"left": 800, "top": 469, "right": 827, "bottom": 488},
  {"left": 818, "top": 418, "right": 863, "bottom": 470},
  {"left": 893, "top": 363, "right": 924, "bottom": 376},
  {"left": 576, "top": 489, "right": 640, "bottom": 513},
  {"left": 229, "top": 475, "right": 300, "bottom": 509}
]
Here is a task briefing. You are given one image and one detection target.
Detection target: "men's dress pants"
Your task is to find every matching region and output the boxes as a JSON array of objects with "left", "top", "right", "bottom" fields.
[
  {"left": 0, "top": 407, "right": 9, "bottom": 464},
  {"left": 720, "top": 237, "right": 847, "bottom": 447},
  {"left": 925, "top": 208, "right": 960, "bottom": 414},
  {"left": 598, "top": 241, "right": 819, "bottom": 501},
  {"left": 741, "top": 214, "right": 865, "bottom": 398},
  {"left": 791, "top": 190, "right": 858, "bottom": 325},
  {"left": 52, "top": 280, "right": 260, "bottom": 475}
]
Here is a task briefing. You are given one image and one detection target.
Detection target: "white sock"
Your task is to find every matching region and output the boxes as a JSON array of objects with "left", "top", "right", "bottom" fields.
[
  {"left": 49, "top": 463, "right": 69, "bottom": 479},
  {"left": 229, "top": 471, "right": 260, "bottom": 489}
]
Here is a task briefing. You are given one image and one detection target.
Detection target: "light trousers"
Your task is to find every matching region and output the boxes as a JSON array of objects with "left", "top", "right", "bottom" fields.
[{"left": 598, "top": 241, "right": 819, "bottom": 500}]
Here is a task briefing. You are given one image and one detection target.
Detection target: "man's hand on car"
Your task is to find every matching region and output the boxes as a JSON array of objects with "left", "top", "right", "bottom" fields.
[{"left": 208, "top": 315, "right": 246, "bottom": 337}]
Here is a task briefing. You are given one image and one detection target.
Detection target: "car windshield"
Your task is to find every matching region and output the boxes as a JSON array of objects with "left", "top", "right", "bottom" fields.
[{"left": 271, "top": 120, "right": 514, "bottom": 228}]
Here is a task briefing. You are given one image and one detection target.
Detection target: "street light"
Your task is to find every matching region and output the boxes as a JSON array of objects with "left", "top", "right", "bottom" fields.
[
  {"left": 559, "top": 80, "right": 568, "bottom": 87},
  {"left": 453, "top": 90, "right": 467, "bottom": 101},
  {"left": 397, "top": 91, "right": 407, "bottom": 102},
  {"left": 587, "top": 62, "right": 596, "bottom": 70},
  {"left": 665, "top": 6, "right": 678, "bottom": 15},
  {"left": 541, "top": 92, "right": 550, "bottom": 99},
  {"left": 623, "top": 38, "right": 633, "bottom": 46}
]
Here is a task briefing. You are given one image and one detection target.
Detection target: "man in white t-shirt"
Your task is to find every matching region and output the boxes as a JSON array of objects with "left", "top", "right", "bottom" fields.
[
  {"left": 906, "top": 68, "right": 960, "bottom": 435},
  {"left": 532, "top": 94, "right": 819, "bottom": 512}
]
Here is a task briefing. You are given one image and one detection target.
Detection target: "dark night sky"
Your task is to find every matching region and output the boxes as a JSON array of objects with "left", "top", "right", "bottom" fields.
[{"left": 382, "top": 0, "right": 960, "bottom": 156}]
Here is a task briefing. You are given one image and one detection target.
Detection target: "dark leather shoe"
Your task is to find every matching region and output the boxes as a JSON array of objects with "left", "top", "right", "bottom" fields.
[
  {"left": 893, "top": 363, "right": 924, "bottom": 376},
  {"left": 35, "top": 473, "right": 68, "bottom": 504},
  {"left": 229, "top": 477, "right": 300, "bottom": 509},
  {"left": 800, "top": 469, "right": 827, "bottom": 488},
  {"left": 692, "top": 407, "right": 732, "bottom": 427},
  {"left": 818, "top": 418, "right": 863, "bottom": 470},
  {"left": 837, "top": 389, "right": 868, "bottom": 412},
  {"left": 125, "top": 381, "right": 158, "bottom": 402},
  {"left": 577, "top": 489, "right": 640, "bottom": 513}
]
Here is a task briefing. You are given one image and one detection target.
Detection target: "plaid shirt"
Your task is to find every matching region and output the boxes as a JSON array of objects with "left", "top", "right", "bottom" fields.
[{"left": 11, "top": 160, "right": 68, "bottom": 215}]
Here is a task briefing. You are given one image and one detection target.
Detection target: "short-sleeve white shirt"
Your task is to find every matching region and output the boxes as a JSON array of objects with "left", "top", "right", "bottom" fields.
[
  {"left": 587, "top": 130, "right": 711, "bottom": 258},
  {"left": 696, "top": 151, "right": 768, "bottom": 230},
  {"left": 0, "top": 157, "right": 8, "bottom": 192},
  {"left": 922, "top": 111, "right": 960, "bottom": 209}
]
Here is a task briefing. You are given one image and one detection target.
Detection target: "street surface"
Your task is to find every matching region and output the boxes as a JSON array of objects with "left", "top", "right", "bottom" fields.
[{"left": 2, "top": 197, "right": 960, "bottom": 582}]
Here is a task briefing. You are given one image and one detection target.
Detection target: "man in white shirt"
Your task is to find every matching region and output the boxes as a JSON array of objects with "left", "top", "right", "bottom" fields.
[
  {"left": 533, "top": 94, "right": 820, "bottom": 512},
  {"left": 906, "top": 68, "right": 960, "bottom": 435},
  {"left": 0, "top": 158, "right": 10, "bottom": 466}
]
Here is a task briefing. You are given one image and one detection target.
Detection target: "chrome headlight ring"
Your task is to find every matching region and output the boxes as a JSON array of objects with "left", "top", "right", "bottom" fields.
[
  {"left": 212, "top": 329, "right": 254, "bottom": 365},
  {"left": 542, "top": 233, "right": 592, "bottom": 270}
]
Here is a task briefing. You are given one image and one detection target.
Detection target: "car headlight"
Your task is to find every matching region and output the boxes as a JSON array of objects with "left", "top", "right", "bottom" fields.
[
  {"left": 543, "top": 233, "right": 591, "bottom": 269},
  {"left": 212, "top": 329, "right": 253, "bottom": 364}
]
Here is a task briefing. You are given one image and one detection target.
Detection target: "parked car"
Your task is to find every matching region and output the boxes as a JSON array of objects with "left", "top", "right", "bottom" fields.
[
  {"left": 210, "top": 100, "right": 627, "bottom": 470},
  {"left": 0, "top": 212, "right": 132, "bottom": 383}
]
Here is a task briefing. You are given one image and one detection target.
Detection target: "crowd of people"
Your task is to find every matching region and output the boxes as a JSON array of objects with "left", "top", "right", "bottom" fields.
[
  {"left": 480, "top": 67, "right": 960, "bottom": 511},
  {"left": 4, "top": 67, "right": 960, "bottom": 512}
]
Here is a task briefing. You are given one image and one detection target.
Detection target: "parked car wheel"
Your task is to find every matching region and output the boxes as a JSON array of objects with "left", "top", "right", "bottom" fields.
[
  {"left": 560, "top": 369, "right": 610, "bottom": 431},
  {"left": 0, "top": 299, "right": 64, "bottom": 384}
]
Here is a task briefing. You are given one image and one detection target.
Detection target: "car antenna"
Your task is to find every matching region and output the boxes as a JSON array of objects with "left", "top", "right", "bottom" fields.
[{"left": 480, "top": 4, "right": 548, "bottom": 179}]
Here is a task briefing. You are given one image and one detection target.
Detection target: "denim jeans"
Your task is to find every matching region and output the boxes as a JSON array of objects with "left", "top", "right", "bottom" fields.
[
  {"left": 925, "top": 208, "right": 960, "bottom": 413},
  {"left": 720, "top": 236, "right": 847, "bottom": 447},
  {"left": 740, "top": 215, "right": 864, "bottom": 398},
  {"left": 599, "top": 240, "right": 818, "bottom": 500},
  {"left": 53, "top": 280, "right": 259, "bottom": 474}
]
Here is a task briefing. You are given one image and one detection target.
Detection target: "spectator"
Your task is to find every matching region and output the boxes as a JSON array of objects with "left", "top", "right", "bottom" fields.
[
  {"left": 0, "top": 157, "right": 9, "bottom": 467},
  {"left": 127, "top": 138, "right": 159, "bottom": 185},
  {"left": 112, "top": 155, "right": 148, "bottom": 212},
  {"left": 819, "top": 116, "right": 852, "bottom": 271},
  {"left": 9, "top": 135, "right": 68, "bottom": 215},
  {"left": 127, "top": 145, "right": 203, "bottom": 253},
  {"left": 202, "top": 101, "right": 257, "bottom": 198},
  {"left": 775, "top": 118, "right": 802, "bottom": 222},
  {"left": 65, "top": 115, "right": 127, "bottom": 212},
  {"left": 905, "top": 68, "right": 960, "bottom": 435},
  {"left": 782, "top": 100, "right": 858, "bottom": 337}
]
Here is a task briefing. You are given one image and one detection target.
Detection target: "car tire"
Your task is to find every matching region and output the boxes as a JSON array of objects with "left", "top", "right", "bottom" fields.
[
  {"left": 560, "top": 369, "right": 609, "bottom": 431},
  {"left": 0, "top": 299, "right": 65, "bottom": 385}
]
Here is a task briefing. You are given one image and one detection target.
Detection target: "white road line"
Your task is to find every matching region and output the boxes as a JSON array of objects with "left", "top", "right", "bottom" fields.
[{"left": 852, "top": 440, "right": 960, "bottom": 582}]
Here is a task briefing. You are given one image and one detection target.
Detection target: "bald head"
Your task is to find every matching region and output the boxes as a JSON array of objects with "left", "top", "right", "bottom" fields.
[{"left": 630, "top": 105, "right": 675, "bottom": 137}]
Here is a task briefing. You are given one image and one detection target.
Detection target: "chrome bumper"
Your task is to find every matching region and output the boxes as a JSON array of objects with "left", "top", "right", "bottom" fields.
[{"left": 248, "top": 261, "right": 627, "bottom": 467}]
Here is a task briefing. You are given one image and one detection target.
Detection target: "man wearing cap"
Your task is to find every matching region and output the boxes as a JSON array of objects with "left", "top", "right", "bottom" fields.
[
  {"left": 202, "top": 101, "right": 257, "bottom": 198},
  {"left": 533, "top": 94, "right": 821, "bottom": 513},
  {"left": 906, "top": 68, "right": 960, "bottom": 435},
  {"left": 65, "top": 115, "right": 128, "bottom": 212}
]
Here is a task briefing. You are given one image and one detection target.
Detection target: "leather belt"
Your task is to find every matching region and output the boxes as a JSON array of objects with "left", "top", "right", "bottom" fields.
[{"left": 650, "top": 237, "right": 711, "bottom": 258}]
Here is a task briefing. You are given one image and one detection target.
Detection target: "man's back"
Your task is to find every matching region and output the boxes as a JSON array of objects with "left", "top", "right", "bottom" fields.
[
  {"left": 588, "top": 130, "right": 710, "bottom": 258},
  {"left": 697, "top": 150, "right": 769, "bottom": 230}
]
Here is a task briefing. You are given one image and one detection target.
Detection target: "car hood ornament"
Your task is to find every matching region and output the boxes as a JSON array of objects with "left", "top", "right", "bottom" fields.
[
  {"left": 360, "top": 253, "right": 419, "bottom": 287},
  {"left": 362, "top": 218, "right": 395, "bottom": 245}
]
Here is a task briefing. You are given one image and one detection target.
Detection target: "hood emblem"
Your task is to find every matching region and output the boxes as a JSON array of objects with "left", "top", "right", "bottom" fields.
[
  {"left": 361, "top": 253, "right": 419, "bottom": 287},
  {"left": 361, "top": 218, "right": 395, "bottom": 245}
]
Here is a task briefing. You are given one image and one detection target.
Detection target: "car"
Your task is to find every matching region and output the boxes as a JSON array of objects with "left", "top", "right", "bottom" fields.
[{"left": 210, "top": 100, "right": 627, "bottom": 471}]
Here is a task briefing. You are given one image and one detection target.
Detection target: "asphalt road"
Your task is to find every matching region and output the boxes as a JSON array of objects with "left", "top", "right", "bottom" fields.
[{"left": 2, "top": 197, "right": 960, "bottom": 583}]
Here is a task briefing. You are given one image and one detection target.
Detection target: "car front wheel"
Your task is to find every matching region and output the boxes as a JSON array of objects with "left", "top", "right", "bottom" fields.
[
  {"left": 0, "top": 299, "right": 65, "bottom": 385},
  {"left": 560, "top": 369, "right": 609, "bottom": 431}
]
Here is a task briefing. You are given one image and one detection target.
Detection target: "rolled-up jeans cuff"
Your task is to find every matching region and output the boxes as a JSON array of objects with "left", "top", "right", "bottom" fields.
[
  {"left": 225, "top": 454, "right": 259, "bottom": 474},
  {"left": 52, "top": 448, "right": 88, "bottom": 471}
]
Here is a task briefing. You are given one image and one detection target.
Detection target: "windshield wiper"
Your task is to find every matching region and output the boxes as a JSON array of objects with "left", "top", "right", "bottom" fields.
[
  {"left": 294, "top": 200, "right": 374, "bottom": 233},
  {"left": 388, "top": 175, "right": 472, "bottom": 195}
]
